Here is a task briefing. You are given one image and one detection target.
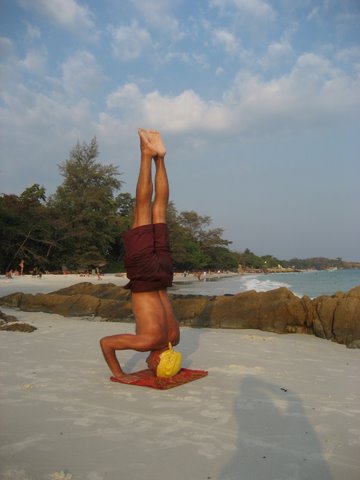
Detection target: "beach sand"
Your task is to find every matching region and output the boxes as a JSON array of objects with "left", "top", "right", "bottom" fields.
[{"left": 0, "top": 275, "right": 360, "bottom": 480}]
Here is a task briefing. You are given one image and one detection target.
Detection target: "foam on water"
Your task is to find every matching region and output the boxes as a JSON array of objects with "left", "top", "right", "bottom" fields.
[
  {"left": 172, "top": 269, "right": 360, "bottom": 298},
  {"left": 241, "top": 276, "right": 291, "bottom": 293},
  {"left": 171, "top": 274, "right": 291, "bottom": 296}
]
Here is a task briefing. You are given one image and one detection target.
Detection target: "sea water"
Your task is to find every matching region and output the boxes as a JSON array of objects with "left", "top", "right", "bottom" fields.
[{"left": 171, "top": 269, "right": 360, "bottom": 298}]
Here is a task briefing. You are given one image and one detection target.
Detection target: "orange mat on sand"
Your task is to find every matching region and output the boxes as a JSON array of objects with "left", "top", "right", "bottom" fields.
[{"left": 110, "top": 368, "right": 208, "bottom": 390}]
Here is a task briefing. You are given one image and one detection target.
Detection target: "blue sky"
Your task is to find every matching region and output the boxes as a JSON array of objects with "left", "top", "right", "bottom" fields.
[{"left": 1, "top": 0, "right": 360, "bottom": 261}]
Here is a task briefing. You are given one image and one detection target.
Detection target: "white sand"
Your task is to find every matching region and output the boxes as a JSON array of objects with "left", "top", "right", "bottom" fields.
[{"left": 0, "top": 275, "right": 360, "bottom": 480}]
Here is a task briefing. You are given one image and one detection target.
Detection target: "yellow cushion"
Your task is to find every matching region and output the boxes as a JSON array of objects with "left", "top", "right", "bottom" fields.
[{"left": 156, "top": 343, "right": 182, "bottom": 378}]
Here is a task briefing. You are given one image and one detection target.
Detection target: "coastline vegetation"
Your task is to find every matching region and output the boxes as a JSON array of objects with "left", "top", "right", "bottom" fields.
[{"left": 1, "top": 138, "right": 359, "bottom": 275}]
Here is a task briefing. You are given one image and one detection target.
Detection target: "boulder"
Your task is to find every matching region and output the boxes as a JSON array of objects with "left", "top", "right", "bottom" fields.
[
  {"left": 1, "top": 282, "right": 359, "bottom": 347},
  {"left": 333, "top": 286, "right": 360, "bottom": 348},
  {"left": 171, "top": 295, "right": 214, "bottom": 327},
  {"left": 209, "top": 288, "right": 311, "bottom": 334},
  {"left": 0, "top": 309, "right": 18, "bottom": 323},
  {"left": 0, "top": 323, "right": 37, "bottom": 332},
  {"left": 0, "top": 308, "right": 37, "bottom": 333},
  {"left": 97, "top": 298, "right": 133, "bottom": 321},
  {"left": 54, "top": 282, "right": 130, "bottom": 301},
  {"left": 312, "top": 295, "right": 339, "bottom": 340},
  {"left": 0, "top": 288, "right": 132, "bottom": 321}
]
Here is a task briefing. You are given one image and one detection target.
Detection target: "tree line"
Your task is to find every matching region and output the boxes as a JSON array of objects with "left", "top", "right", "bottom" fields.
[
  {"left": 0, "top": 138, "right": 239, "bottom": 275},
  {"left": 3, "top": 137, "right": 351, "bottom": 275}
]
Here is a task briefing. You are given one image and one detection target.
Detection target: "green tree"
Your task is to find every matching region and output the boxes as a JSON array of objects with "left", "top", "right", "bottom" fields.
[
  {"left": 169, "top": 208, "right": 235, "bottom": 271},
  {"left": 105, "top": 192, "right": 136, "bottom": 269},
  {"left": 0, "top": 185, "right": 55, "bottom": 272},
  {"left": 49, "top": 137, "right": 123, "bottom": 270},
  {"left": 236, "top": 249, "right": 263, "bottom": 269},
  {"left": 207, "top": 246, "right": 238, "bottom": 271}
]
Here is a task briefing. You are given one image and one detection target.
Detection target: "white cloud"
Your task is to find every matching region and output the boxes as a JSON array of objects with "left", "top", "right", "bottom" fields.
[
  {"left": 102, "top": 52, "right": 360, "bottom": 137},
  {"left": 307, "top": 6, "right": 320, "bottom": 21},
  {"left": 0, "top": 37, "right": 21, "bottom": 85},
  {"left": 60, "top": 50, "right": 106, "bottom": 97},
  {"left": 336, "top": 46, "right": 360, "bottom": 63},
  {"left": 162, "top": 51, "right": 208, "bottom": 69},
  {"left": 21, "top": 48, "right": 47, "bottom": 75},
  {"left": 142, "top": 90, "right": 229, "bottom": 132},
  {"left": 0, "top": 36, "right": 16, "bottom": 59},
  {"left": 0, "top": 82, "right": 94, "bottom": 193},
  {"left": 18, "top": 0, "right": 98, "bottom": 40},
  {"left": 225, "top": 52, "right": 360, "bottom": 135},
  {"left": 110, "top": 22, "right": 151, "bottom": 61},
  {"left": 132, "top": 0, "right": 184, "bottom": 40},
  {"left": 24, "top": 22, "right": 42, "bottom": 41},
  {"left": 104, "top": 84, "right": 228, "bottom": 133},
  {"left": 0, "top": 83, "right": 91, "bottom": 134},
  {"left": 213, "top": 29, "right": 239, "bottom": 55},
  {"left": 258, "top": 40, "right": 293, "bottom": 69},
  {"left": 210, "top": 0, "right": 276, "bottom": 21},
  {"left": 106, "top": 83, "right": 142, "bottom": 110}
]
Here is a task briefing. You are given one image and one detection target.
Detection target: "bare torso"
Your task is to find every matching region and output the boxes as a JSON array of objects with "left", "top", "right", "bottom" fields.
[{"left": 131, "top": 289, "right": 180, "bottom": 350}]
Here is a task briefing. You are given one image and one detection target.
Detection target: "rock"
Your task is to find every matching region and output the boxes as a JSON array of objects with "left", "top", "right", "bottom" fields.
[
  {"left": 53, "top": 282, "right": 130, "bottom": 301},
  {"left": 97, "top": 298, "right": 133, "bottom": 321},
  {"left": 332, "top": 286, "right": 360, "bottom": 346},
  {"left": 1, "top": 282, "right": 359, "bottom": 347},
  {"left": 211, "top": 290, "right": 260, "bottom": 329},
  {"left": 0, "top": 292, "right": 24, "bottom": 308},
  {"left": 208, "top": 288, "right": 311, "bottom": 334},
  {"left": 0, "top": 323, "right": 37, "bottom": 332},
  {"left": 312, "top": 295, "right": 339, "bottom": 340},
  {"left": 0, "top": 285, "right": 133, "bottom": 321},
  {"left": 310, "top": 286, "right": 360, "bottom": 347},
  {"left": 0, "top": 309, "right": 37, "bottom": 332},
  {"left": 171, "top": 295, "right": 214, "bottom": 327},
  {"left": 0, "top": 309, "right": 18, "bottom": 323}
]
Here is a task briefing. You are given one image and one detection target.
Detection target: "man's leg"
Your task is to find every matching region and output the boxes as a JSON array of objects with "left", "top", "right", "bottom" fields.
[
  {"left": 158, "top": 289, "right": 180, "bottom": 346},
  {"left": 148, "top": 130, "right": 168, "bottom": 224},
  {"left": 152, "top": 156, "right": 169, "bottom": 224},
  {"left": 149, "top": 131, "right": 180, "bottom": 347},
  {"left": 132, "top": 129, "right": 156, "bottom": 228},
  {"left": 100, "top": 328, "right": 167, "bottom": 379}
]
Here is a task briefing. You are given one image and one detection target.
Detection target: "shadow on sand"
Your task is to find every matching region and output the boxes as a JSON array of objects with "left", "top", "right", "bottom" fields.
[{"left": 220, "top": 376, "right": 332, "bottom": 480}]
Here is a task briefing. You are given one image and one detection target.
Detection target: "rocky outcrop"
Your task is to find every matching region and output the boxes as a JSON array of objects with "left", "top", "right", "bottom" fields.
[
  {"left": 0, "top": 283, "right": 133, "bottom": 321},
  {"left": 1, "top": 282, "right": 359, "bottom": 347},
  {"left": 312, "top": 286, "right": 360, "bottom": 348},
  {"left": 0, "top": 309, "right": 37, "bottom": 332}
]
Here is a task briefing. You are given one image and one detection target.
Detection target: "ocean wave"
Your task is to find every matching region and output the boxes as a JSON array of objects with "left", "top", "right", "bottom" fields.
[
  {"left": 172, "top": 270, "right": 360, "bottom": 297},
  {"left": 242, "top": 276, "right": 291, "bottom": 293}
]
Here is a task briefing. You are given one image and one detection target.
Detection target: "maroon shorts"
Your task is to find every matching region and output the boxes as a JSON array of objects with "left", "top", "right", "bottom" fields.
[{"left": 123, "top": 223, "right": 173, "bottom": 292}]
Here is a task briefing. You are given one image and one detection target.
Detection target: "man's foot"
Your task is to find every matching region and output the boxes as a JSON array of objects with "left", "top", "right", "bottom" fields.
[
  {"left": 138, "top": 128, "right": 166, "bottom": 157},
  {"left": 148, "top": 130, "right": 166, "bottom": 157}
]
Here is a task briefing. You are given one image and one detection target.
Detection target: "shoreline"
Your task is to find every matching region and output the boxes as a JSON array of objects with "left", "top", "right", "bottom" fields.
[{"left": 1, "top": 269, "right": 360, "bottom": 299}]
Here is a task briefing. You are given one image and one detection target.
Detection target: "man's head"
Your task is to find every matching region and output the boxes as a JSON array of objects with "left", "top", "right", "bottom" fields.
[{"left": 146, "top": 343, "right": 182, "bottom": 378}]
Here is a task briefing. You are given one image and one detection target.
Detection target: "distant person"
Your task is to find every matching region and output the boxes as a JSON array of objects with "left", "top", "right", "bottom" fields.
[
  {"left": 19, "top": 259, "right": 24, "bottom": 276},
  {"left": 100, "top": 129, "right": 180, "bottom": 381},
  {"left": 96, "top": 267, "right": 101, "bottom": 280},
  {"left": 32, "top": 267, "right": 42, "bottom": 278}
]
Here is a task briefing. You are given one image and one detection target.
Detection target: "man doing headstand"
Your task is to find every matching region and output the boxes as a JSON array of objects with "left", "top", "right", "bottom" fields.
[{"left": 100, "top": 129, "right": 180, "bottom": 382}]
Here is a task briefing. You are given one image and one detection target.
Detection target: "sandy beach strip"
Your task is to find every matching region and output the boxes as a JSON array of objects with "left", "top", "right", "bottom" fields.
[
  {"left": 0, "top": 275, "right": 360, "bottom": 480},
  {"left": 0, "top": 271, "right": 235, "bottom": 296}
]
